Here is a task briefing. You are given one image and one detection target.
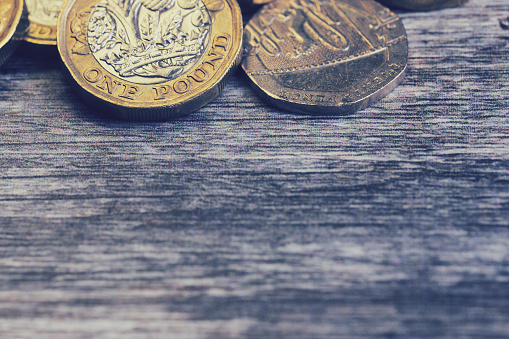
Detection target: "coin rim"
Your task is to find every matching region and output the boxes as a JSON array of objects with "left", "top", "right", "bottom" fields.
[
  {"left": 57, "top": 0, "right": 243, "bottom": 118},
  {"left": 245, "top": 63, "right": 408, "bottom": 115},
  {"left": 0, "top": 0, "right": 24, "bottom": 50},
  {"left": 241, "top": 0, "right": 408, "bottom": 115},
  {"left": 25, "top": 23, "right": 58, "bottom": 45}
]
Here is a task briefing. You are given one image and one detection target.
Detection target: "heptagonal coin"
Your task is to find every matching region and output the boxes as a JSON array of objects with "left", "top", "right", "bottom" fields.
[
  {"left": 58, "top": 0, "right": 243, "bottom": 121},
  {"left": 242, "top": 0, "right": 408, "bottom": 115}
]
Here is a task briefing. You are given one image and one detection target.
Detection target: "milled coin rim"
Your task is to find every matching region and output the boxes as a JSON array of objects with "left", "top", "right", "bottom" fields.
[{"left": 57, "top": 0, "right": 243, "bottom": 114}]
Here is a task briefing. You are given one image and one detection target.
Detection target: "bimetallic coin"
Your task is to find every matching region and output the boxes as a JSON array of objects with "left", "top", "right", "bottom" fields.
[
  {"left": 376, "top": 0, "right": 468, "bottom": 11},
  {"left": 25, "top": 0, "right": 66, "bottom": 45},
  {"left": 0, "top": 0, "right": 24, "bottom": 67},
  {"left": 242, "top": 0, "right": 408, "bottom": 115},
  {"left": 58, "top": 0, "right": 243, "bottom": 120}
]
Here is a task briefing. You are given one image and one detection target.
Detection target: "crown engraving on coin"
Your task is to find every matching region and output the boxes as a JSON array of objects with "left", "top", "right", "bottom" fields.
[
  {"left": 58, "top": 0, "right": 242, "bottom": 120},
  {"left": 70, "top": 0, "right": 224, "bottom": 84}
]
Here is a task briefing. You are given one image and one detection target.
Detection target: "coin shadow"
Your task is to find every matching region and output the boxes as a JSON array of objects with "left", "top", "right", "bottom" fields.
[
  {"left": 59, "top": 75, "right": 216, "bottom": 131},
  {"left": 62, "top": 86, "right": 210, "bottom": 128},
  {"left": 238, "top": 70, "right": 364, "bottom": 118},
  {"left": 15, "top": 41, "right": 61, "bottom": 68}
]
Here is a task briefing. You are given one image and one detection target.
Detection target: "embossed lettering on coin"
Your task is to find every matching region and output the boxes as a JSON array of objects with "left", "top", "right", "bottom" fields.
[
  {"left": 242, "top": 0, "right": 408, "bottom": 115},
  {"left": 25, "top": 0, "right": 65, "bottom": 44},
  {"left": 58, "top": 0, "right": 243, "bottom": 120}
]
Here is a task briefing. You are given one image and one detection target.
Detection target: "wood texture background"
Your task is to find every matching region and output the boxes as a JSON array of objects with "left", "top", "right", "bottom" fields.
[{"left": 1, "top": 0, "right": 509, "bottom": 337}]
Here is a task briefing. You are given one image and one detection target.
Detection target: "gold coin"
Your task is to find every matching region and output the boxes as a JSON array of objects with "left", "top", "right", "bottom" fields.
[
  {"left": 376, "top": 0, "right": 468, "bottom": 11},
  {"left": 0, "top": 0, "right": 24, "bottom": 67},
  {"left": 25, "top": 0, "right": 66, "bottom": 45},
  {"left": 57, "top": 0, "right": 243, "bottom": 120},
  {"left": 242, "top": 0, "right": 408, "bottom": 115}
]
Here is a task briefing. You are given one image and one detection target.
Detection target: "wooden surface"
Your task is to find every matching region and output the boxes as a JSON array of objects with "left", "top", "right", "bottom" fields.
[{"left": 1, "top": 0, "right": 509, "bottom": 337}]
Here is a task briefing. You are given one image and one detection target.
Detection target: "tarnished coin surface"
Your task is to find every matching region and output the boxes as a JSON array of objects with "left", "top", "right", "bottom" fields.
[
  {"left": 0, "top": 0, "right": 24, "bottom": 67},
  {"left": 242, "top": 0, "right": 408, "bottom": 115},
  {"left": 376, "top": 0, "right": 468, "bottom": 11},
  {"left": 25, "top": 0, "right": 65, "bottom": 44},
  {"left": 58, "top": 0, "right": 243, "bottom": 120}
]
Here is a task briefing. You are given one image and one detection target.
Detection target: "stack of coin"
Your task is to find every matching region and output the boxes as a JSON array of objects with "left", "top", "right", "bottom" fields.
[{"left": 0, "top": 0, "right": 469, "bottom": 120}]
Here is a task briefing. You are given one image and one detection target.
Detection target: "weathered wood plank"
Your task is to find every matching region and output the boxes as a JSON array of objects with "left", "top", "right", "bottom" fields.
[{"left": 0, "top": 0, "right": 508, "bottom": 337}]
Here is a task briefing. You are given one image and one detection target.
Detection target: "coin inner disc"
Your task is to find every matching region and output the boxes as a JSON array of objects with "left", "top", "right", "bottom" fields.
[{"left": 85, "top": 0, "right": 212, "bottom": 85}]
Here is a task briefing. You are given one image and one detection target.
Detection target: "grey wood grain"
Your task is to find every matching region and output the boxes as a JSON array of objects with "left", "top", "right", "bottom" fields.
[{"left": 1, "top": 0, "right": 509, "bottom": 338}]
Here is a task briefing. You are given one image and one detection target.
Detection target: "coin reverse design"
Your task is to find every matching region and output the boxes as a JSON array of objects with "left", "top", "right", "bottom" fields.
[
  {"left": 242, "top": 0, "right": 408, "bottom": 115},
  {"left": 25, "top": 0, "right": 66, "bottom": 44},
  {"left": 0, "top": 0, "right": 24, "bottom": 67},
  {"left": 376, "top": 0, "right": 468, "bottom": 11},
  {"left": 58, "top": 0, "right": 243, "bottom": 120}
]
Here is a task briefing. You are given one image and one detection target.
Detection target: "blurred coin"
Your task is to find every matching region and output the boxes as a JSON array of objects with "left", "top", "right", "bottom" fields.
[
  {"left": 376, "top": 0, "right": 468, "bottom": 11},
  {"left": 242, "top": 0, "right": 408, "bottom": 115},
  {"left": 58, "top": 0, "right": 243, "bottom": 120},
  {"left": 0, "top": 0, "right": 24, "bottom": 67},
  {"left": 25, "top": 0, "right": 65, "bottom": 45}
]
